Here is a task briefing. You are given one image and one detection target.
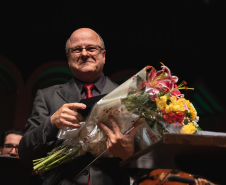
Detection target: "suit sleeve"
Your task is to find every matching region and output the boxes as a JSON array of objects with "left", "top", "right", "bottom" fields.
[{"left": 18, "top": 89, "right": 58, "bottom": 168}]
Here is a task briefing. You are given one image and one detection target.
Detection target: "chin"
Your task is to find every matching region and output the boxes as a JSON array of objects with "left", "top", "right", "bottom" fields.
[{"left": 80, "top": 66, "right": 96, "bottom": 73}]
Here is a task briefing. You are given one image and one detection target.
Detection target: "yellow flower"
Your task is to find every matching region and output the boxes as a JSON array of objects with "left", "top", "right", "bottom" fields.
[
  {"left": 170, "top": 96, "right": 177, "bottom": 103},
  {"left": 155, "top": 96, "right": 167, "bottom": 109},
  {"left": 165, "top": 96, "right": 186, "bottom": 113},
  {"left": 185, "top": 100, "right": 197, "bottom": 119},
  {"left": 180, "top": 122, "right": 196, "bottom": 134}
]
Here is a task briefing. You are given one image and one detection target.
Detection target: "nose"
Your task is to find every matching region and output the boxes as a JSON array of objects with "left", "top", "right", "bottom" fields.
[
  {"left": 81, "top": 48, "right": 89, "bottom": 57},
  {"left": 10, "top": 148, "right": 18, "bottom": 157}
]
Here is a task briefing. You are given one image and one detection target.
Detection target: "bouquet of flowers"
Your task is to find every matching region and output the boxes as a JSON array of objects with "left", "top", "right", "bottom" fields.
[{"left": 33, "top": 63, "right": 201, "bottom": 174}]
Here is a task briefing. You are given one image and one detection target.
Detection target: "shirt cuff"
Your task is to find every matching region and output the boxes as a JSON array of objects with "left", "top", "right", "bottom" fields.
[{"left": 44, "top": 116, "right": 59, "bottom": 143}]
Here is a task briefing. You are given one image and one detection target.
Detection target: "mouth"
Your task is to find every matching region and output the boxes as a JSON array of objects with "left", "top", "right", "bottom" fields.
[{"left": 79, "top": 60, "right": 94, "bottom": 65}]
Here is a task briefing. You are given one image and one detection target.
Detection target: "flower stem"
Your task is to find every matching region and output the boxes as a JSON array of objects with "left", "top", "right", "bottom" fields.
[{"left": 34, "top": 147, "right": 67, "bottom": 171}]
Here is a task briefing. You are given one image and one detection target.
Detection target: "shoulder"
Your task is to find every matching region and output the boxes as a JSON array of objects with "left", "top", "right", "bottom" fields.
[
  {"left": 105, "top": 76, "right": 118, "bottom": 88},
  {"left": 40, "top": 78, "right": 75, "bottom": 93},
  {"left": 101, "top": 76, "right": 118, "bottom": 94}
]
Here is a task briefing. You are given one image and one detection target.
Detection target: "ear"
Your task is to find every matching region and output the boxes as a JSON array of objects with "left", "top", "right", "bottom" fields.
[
  {"left": 102, "top": 50, "right": 106, "bottom": 64},
  {"left": 67, "top": 55, "right": 71, "bottom": 68}
]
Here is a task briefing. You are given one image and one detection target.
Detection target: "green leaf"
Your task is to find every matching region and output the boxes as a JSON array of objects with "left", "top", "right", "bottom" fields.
[
  {"left": 165, "top": 92, "right": 170, "bottom": 99},
  {"left": 146, "top": 119, "right": 155, "bottom": 128},
  {"left": 158, "top": 91, "right": 166, "bottom": 97},
  {"left": 185, "top": 111, "right": 192, "bottom": 118},
  {"left": 154, "top": 122, "right": 164, "bottom": 137},
  {"left": 196, "top": 127, "right": 202, "bottom": 131}
]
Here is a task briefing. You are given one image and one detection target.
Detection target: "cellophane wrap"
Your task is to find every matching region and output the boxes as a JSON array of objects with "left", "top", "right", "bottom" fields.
[
  {"left": 57, "top": 66, "right": 183, "bottom": 158},
  {"left": 34, "top": 64, "right": 200, "bottom": 173}
]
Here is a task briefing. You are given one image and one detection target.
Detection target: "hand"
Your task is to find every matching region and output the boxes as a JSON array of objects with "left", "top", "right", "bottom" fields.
[
  {"left": 51, "top": 103, "right": 86, "bottom": 129},
  {"left": 97, "top": 115, "right": 140, "bottom": 160},
  {"left": 194, "top": 178, "right": 210, "bottom": 185}
]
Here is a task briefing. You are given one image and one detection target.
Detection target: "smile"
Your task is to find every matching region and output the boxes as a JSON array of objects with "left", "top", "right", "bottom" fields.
[{"left": 80, "top": 60, "right": 94, "bottom": 64}]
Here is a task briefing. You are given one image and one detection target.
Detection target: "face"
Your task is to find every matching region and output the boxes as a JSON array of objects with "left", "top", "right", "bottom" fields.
[
  {"left": 2, "top": 134, "right": 22, "bottom": 158},
  {"left": 67, "top": 28, "right": 106, "bottom": 82}
]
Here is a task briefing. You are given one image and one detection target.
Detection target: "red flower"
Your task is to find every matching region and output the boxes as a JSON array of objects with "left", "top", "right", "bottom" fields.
[{"left": 161, "top": 108, "right": 186, "bottom": 125}]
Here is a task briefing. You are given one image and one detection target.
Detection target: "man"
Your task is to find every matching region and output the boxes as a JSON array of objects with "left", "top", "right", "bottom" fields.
[
  {"left": 19, "top": 28, "right": 139, "bottom": 185},
  {"left": 1, "top": 128, "right": 24, "bottom": 158},
  {"left": 1, "top": 128, "right": 43, "bottom": 185}
]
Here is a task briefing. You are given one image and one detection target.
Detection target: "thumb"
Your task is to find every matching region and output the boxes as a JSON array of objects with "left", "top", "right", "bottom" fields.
[{"left": 68, "top": 103, "right": 86, "bottom": 111}]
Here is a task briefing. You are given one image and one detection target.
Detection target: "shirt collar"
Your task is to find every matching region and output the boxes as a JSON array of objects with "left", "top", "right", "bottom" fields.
[{"left": 74, "top": 73, "right": 106, "bottom": 93}]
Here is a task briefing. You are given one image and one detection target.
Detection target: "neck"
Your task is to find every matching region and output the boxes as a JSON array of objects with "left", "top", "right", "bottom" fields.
[{"left": 75, "top": 72, "right": 102, "bottom": 83}]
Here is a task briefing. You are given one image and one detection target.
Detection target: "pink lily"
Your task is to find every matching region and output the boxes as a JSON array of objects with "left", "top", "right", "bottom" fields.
[{"left": 137, "top": 64, "right": 181, "bottom": 101}]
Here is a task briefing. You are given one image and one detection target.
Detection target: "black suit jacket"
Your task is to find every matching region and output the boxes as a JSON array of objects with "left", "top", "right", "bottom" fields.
[{"left": 19, "top": 77, "right": 131, "bottom": 185}]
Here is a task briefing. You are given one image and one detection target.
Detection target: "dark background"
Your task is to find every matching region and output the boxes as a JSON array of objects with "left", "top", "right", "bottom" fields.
[{"left": 0, "top": 0, "right": 225, "bottom": 130}]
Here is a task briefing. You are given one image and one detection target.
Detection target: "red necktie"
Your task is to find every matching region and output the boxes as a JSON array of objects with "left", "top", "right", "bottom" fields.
[
  {"left": 84, "top": 84, "right": 94, "bottom": 184},
  {"left": 84, "top": 84, "right": 94, "bottom": 99}
]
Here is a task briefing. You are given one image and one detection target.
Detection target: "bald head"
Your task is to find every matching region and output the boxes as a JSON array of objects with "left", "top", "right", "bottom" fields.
[
  {"left": 66, "top": 28, "right": 106, "bottom": 83},
  {"left": 66, "top": 28, "right": 105, "bottom": 54}
]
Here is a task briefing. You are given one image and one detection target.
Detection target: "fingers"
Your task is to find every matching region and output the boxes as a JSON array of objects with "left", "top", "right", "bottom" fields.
[
  {"left": 51, "top": 103, "right": 86, "bottom": 129},
  {"left": 106, "top": 138, "right": 113, "bottom": 152},
  {"left": 67, "top": 103, "right": 86, "bottom": 111},
  {"left": 98, "top": 115, "right": 122, "bottom": 137},
  {"left": 106, "top": 139, "right": 111, "bottom": 149},
  {"left": 108, "top": 115, "right": 121, "bottom": 135},
  {"left": 59, "top": 119, "right": 81, "bottom": 129},
  {"left": 63, "top": 109, "right": 83, "bottom": 122},
  {"left": 198, "top": 178, "right": 203, "bottom": 185},
  {"left": 97, "top": 122, "right": 113, "bottom": 137},
  {"left": 64, "top": 114, "right": 82, "bottom": 124},
  {"left": 60, "top": 104, "right": 84, "bottom": 122},
  {"left": 98, "top": 116, "right": 137, "bottom": 160},
  {"left": 195, "top": 179, "right": 198, "bottom": 185},
  {"left": 196, "top": 178, "right": 209, "bottom": 185},
  {"left": 98, "top": 115, "right": 141, "bottom": 137},
  {"left": 106, "top": 139, "right": 116, "bottom": 155}
]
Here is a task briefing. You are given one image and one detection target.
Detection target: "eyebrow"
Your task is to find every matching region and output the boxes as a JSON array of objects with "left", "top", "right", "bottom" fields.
[
  {"left": 4, "top": 143, "right": 19, "bottom": 146},
  {"left": 70, "top": 45, "right": 96, "bottom": 49}
]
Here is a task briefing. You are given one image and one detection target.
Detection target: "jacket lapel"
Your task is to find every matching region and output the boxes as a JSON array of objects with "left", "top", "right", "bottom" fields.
[
  {"left": 56, "top": 78, "right": 81, "bottom": 103},
  {"left": 56, "top": 76, "right": 118, "bottom": 103}
]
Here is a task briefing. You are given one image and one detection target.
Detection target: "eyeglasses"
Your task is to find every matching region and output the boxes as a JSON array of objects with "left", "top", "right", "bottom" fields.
[
  {"left": 68, "top": 45, "right": 104, "bottom": 56},
  {"left": 3, "top": 144, "right": 19, "bottom": 153}
]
